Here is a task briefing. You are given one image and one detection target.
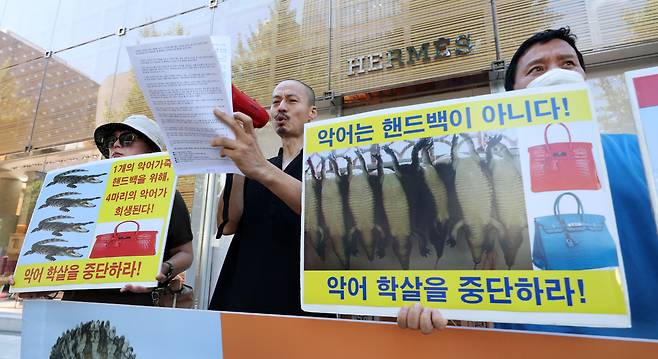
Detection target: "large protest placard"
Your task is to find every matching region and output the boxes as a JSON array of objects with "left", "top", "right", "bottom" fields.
[
  {"left": 301, "top": 83, "right": 630, "bottom": 327},
  {"left": 10, "top": 153, "right": 176, "bottom": 292},
  {"left": 625, "top": 66, "right": 658, "bottom": 232}
]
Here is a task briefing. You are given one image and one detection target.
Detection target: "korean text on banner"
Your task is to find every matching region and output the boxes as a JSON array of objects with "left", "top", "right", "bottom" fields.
[
  {"left": 301, "top": 83, "right": 630, "bottom": 328},
  {"left": 11, "top": 153, "right": 177, "bottom": 292}
]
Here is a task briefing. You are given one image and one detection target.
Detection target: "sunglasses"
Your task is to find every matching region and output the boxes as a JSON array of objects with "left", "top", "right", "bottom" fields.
[{"left": 102, "top": 132, "right": 139, "bottom": 149}]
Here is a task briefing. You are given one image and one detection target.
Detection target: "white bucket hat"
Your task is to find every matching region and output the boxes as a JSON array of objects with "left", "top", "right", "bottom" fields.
[{"left": 94, "top": 115, "right": 166, "bottom": 159}]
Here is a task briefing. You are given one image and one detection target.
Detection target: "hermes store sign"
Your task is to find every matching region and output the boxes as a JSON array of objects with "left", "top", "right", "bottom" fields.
[{"left": 346, "top": 34, "right": 473, "bottom": 76}]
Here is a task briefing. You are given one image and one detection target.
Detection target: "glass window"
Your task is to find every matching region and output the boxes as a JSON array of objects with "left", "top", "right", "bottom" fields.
[
  {"left": 0, "top": 170, "right": 43, "bottom": 290},
  {"left": 31, "top": 35, "right": 122, "bottom": 150},
  {"left": 109, "top": 8, "right": 214, "bottom": 122},
  {"left": 0, "top": 0, "right": 8, "bottom": 23},
  {"left": 0, "top": 3, "right": 216, "bottom": 309},
  {"left": 0, "top": 57, "right": 46, "bottom": 155},
  {"left": 496, "top": 0, "right": 658, "bottom": 61},
  {"left": 50, "top": 1, "right": 127, "bottom": 51},
  {"left": 587, "top": 59, "right": 658, "bottom": 134},
  {"left": 0, "top": 175, "right": 24, "bottom": 274},
  {"left": 0, "top": 0, "right": 60, "bottom": 60},
  {"left": 122, "top": 0, "right": 208, "bottom": 31},
  {"left": 588, "top": 74, "right": 636, "bottom": 134},
  {"left": 212, "top": 0, "right": 331, "bottom": 106}
]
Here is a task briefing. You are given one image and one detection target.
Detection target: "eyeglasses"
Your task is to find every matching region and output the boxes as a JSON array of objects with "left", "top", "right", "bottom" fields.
[{"left": 102, "top": 132, "right": 139, "bottom": 149}]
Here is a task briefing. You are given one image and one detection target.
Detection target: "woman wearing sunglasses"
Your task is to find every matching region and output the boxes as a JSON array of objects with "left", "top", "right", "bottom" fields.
[
  {"left": 72, "top": 115, "right": 194, "bottom": 304},
  {"left": 12, "top": 115, "right": 194, "bottom": 306}
]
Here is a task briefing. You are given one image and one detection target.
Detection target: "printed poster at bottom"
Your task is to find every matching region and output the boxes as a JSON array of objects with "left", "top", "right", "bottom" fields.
[
  {"left": 10, "top": 152, "right": 176, "bottom": 293},
  {"left": 21, "top": 300, "right": 222, "bottom": 358},
  {"left": 301, "top": 83, "right": 630, "bottom": 327},
  {"left": 21, "top": 300, "right": 656, "bottom": 359}
]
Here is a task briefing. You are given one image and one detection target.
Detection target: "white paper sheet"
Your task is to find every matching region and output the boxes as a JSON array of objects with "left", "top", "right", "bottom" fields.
[{"left": 127, "top": 35, "right": 241, "bottom": 175}]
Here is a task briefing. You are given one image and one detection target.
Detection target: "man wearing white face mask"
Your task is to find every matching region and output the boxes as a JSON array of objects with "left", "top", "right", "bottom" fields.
[{"left": 398, "top": 28, "right": 658, "bottom": 339}]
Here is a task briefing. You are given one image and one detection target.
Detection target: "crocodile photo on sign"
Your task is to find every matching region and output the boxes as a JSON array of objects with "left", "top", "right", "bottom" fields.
[
  {"left": 50, "top": 320, "right": 136, "bottom": 359},
  {"left": 31, "top": 215, "right": 93, "bottom": 237},
  {"left": 38, "top": 192, "right": 101, "bottom": 212},
  {"left": 304, "top": 131, "right": 532, "bottom": 271},
  {"left": 46, "top": 169, "right": 107, "bottom": 189},
  {"left": 23, "top": 238, "right": 87, "bottom": 261}
]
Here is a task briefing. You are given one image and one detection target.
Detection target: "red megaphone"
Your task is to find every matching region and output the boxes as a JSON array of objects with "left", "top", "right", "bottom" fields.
[{"left": 232, "top": 84, "right": 270, "bottom": 128}]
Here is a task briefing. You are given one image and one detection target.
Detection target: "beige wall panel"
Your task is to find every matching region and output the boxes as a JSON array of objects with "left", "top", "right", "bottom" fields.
[
  {"left": 0, "top": 41, "right": 45, "bottom": 155},
  {"left": 30, "top": 59, "right": 99, "bottom": 150},
  {"left": 497, "top": 0, "right": 658, "bottom": 60},
  {"left": 229, "top": 0, "right": 331, "bottom": 106}
]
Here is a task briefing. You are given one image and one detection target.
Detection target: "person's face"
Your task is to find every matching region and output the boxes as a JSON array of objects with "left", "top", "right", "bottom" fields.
[
  {"left": 270, "top": 80, "right": 317, "bottom": 137},
  {"left": 513, "top": 38, "right": 586, "bottom": 90},
  {"left": 106, "top": 129, "right": 152, "bottom": 158}
]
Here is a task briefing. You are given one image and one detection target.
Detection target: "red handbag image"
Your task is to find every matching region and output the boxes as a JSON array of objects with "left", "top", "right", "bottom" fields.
[
  {"left": 89, "top": 220, "right": 157, "bottom": 258},
  {"left": 528, "top": 123, "right": 601, "bottom": 192}
]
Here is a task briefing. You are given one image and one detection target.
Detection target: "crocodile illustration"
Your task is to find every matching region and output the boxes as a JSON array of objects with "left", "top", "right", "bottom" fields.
[
  {"left": 46, "top": 169, "right": 107, "bottom": 189},
  {"left": 30, "top": 215, "right": 93, "bottom": 236},
  {"left": 23, "top": 238, "right": 87, "bottom": 261},
  {"left": 38, "top": 192, "right": 101, "bottom": 212},
  {"left": 50, "top": 320, "right": 136, "bottom": 359}
]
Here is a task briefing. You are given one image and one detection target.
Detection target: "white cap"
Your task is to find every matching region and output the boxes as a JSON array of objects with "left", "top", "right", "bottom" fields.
[{"left": 94, "top": 115, "right": 166, "bottom": 159}]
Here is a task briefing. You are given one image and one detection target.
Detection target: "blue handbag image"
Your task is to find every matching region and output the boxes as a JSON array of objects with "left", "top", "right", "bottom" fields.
[{"left": 533, "top": 192, "right": 619, "bottom": 270}]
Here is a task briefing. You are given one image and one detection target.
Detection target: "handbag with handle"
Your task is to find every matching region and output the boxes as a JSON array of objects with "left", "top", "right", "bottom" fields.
[
  {"left": 533, "top": 192, "right": 619, "bottom": 270},
  {"left": 90, "top": 220, "right": 157, "bottom": 258},
  {"left": 528, "top": 123, "right": 601, "bottom": 192}
]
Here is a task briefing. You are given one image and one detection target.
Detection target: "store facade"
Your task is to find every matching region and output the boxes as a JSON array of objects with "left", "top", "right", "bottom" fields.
[{"left": 1, "top": 0, "right": 657, "bottom": 315}]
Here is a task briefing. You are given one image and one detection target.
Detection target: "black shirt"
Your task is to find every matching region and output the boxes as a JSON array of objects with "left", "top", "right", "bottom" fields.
[
  {"left": 209, "top": 149, "right": 306, "bottom": 315},
  {"left": 62, "top": 190, "right": 193, "bottom": 305}
]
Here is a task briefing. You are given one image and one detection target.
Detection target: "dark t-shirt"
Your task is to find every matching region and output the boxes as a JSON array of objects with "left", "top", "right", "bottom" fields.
[
  {"left": 209, "top": 149, "right": 307, "bottom": 315},
  {"left": 62, "top": 190, "right": 193, "bottom": 305}
]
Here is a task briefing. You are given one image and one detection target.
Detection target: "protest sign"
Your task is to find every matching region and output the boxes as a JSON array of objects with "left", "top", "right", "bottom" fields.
[
  {"left": 10, "top": 153, "right": 176, "bottom": 292},
  {"left": 625, "top": 66, "right": 658, "bottom": 232},
  {"left": 301, "top": 83, "right": 630, "bottom": 327}
]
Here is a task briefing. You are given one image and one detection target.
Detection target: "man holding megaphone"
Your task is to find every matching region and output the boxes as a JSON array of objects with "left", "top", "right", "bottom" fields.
[{"left": 209, "top": 79, "right": 318, "bottom": 315}]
